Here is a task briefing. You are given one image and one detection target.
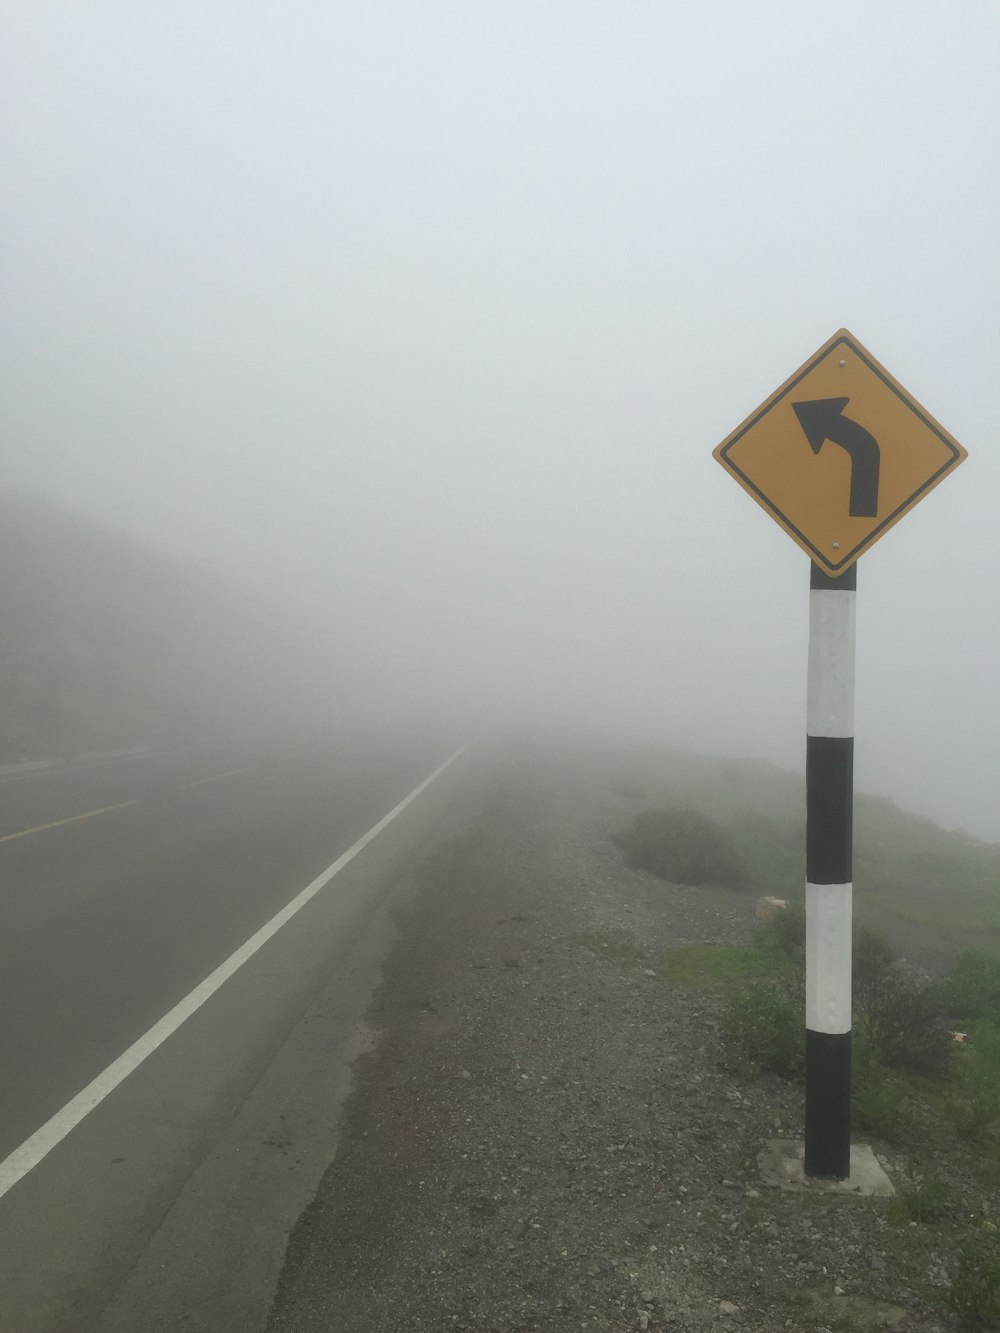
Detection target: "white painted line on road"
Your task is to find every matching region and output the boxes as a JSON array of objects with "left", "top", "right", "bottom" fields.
[
  {"left": 177, "top": 766, "right": 254, "bottom": 790},
  {"left": 0, "top": 800, "right": 141, "bottom": 845},
  {"left": 0, "top": 742, "right": 470, "bottom": 1201}
]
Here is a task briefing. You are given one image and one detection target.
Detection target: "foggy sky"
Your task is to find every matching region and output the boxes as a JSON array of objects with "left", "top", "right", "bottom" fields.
[{"left": 3, "top": 3, "right": 999, "bottom": 838}]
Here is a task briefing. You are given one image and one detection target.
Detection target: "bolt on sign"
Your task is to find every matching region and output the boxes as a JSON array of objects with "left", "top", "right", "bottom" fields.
[{"left": 713, "top": 328, "right": 967, "bottom": 575}]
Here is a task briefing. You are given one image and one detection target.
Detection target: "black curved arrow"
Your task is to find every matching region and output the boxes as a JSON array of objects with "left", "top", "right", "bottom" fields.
[{"left": 792, "top": 397, "right": 881, "bottom": 517}]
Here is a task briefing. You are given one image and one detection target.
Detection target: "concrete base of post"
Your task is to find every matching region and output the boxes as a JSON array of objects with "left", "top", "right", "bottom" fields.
[{"left": 757, "top": 1140, "right": 894, "bottom": 1197}]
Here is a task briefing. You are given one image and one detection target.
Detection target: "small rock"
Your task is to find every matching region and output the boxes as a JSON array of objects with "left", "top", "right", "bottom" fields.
[
  {"left": 639, "top": 1289, "right": 655, "bottom": 1304},
  {"left": 755, "top": 895, "right": 788, "bottom": 919},
  {"left": 834, "top": 1285, "right": 845, "bottom": 1296},
  {"left": 638, "top": 1313, "right": 651, "bottom": 1331},
  {"left": 719, "top": 1301, "right": 739, "bottom": 1316},
  {"left": 643, "top": 968, "right": 657, "bottom": 977},
  {"left": 746, "top": 1189, "right": 760, "bottom": 1198}
]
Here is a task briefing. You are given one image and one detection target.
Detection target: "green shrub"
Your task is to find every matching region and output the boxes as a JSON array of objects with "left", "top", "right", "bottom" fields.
[
  {"left": 741, "top": 899, "right": 954, "bottom": 1083},
  {"left": 617, "top": 806, "right": 750, "bottom": 889},
  {"left": 720, "top": 981, "right": 804, "bottom": 1078},
  {"left": 851, "top": 1018, "right": 912, "bottom": 1142},
  {"left": 946, "top": 1021, "right": 1000, "bottom": 1142},
  {"left": 939, "top": 951, "right": 1000, "bottom": 1023},
  {"left": 885, "top": 1177, "right": 953, "bottom": 1225},
  {"left": 948, "top": 1223, "right": 1000, "bottom": 1330},
  {"left": 852, "top": 1067, "right": 910, "bottom": 1142},
  {"left": 857, "top": 963, "right": 955, "bottom": 1079},
  {"left": 754, "top": 898, "right": 806, "bottom": 968},
  {"left": 947, "top": 1088, "right": 1000, "bottom": 1143},
  {"left": 727, "top": 812, "right": 804, "bottom": 899},
  {"left": 852, "top": 925, "right": 896, "bottom": 1013}
]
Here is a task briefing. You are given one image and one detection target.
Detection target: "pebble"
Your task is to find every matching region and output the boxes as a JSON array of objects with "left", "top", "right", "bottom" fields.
[{"left": 719, "top": 1300, "right": 739, "bottom": 1316}]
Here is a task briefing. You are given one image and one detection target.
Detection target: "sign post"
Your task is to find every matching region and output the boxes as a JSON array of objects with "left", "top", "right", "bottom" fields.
[
  {"left": 805, "top": 559, "right": 856, "bottom": 1178},
  {"left": 713, "top": 328, "right": 967, "bottom": 1179}
]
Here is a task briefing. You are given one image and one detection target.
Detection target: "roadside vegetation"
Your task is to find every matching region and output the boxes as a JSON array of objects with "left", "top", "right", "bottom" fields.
[
  {"left": 616, "top": 805, "right": 749, "bottom": 889},
  {"left": 659, "top": 912, "right": 1000, "bottom": 1328},
  {"left": 643, "top": 916, "right": 999, "bottom": 1328},
  {"left": 611, "top": 746, "right": 1000, "bottom": 1328},
  {"left": 614, "top": 748, "right": 1000, "bottom": 958}
]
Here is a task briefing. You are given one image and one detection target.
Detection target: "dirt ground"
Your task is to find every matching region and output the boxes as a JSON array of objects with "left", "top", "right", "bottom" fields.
[{"left": 265, "top": 740, "right": 965, "bottom": 1333}]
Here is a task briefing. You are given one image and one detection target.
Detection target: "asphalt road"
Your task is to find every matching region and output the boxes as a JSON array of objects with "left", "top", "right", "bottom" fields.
[{"left": 0, "top": 728, "right": 480, "bottom": 1332}]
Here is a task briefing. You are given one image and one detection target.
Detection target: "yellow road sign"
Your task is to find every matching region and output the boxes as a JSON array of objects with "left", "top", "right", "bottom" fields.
[{"left": 713, "top": 328, "right": 967, "bottom": 575}]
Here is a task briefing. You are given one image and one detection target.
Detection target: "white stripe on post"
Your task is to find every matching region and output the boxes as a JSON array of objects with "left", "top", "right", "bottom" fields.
[
  {"left": 805, "top": 881, "right": 853, "bottom": 1034},
  {"left": 807, "top": 589, "right": 856, "bottom": 738}
]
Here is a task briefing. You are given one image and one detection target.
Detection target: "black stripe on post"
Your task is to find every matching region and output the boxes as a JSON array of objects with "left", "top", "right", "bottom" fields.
[
  {"left": 810, "top": 563, "right": 857, "bottom": 592},
  {"left": 805, "top": 1031, "right": 852, "bottom": 1179},
  {"left": 806, "top": 736, "right": 854, "bottom": 884}
]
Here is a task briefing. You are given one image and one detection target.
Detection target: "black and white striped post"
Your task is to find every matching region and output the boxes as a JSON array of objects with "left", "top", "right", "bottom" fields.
[{"left": 805, "top": 560, "right": 856, "bottom": 1179}]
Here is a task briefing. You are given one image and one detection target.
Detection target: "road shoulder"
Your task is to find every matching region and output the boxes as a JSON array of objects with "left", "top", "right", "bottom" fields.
[{"left": 266, "top": 742, "right": 950, "bottom": 1333}]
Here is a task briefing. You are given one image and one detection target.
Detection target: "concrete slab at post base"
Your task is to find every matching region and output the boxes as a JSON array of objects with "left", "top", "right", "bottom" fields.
[{"left": 758, "top": 1140, "right": 894, "bottom": 1197}]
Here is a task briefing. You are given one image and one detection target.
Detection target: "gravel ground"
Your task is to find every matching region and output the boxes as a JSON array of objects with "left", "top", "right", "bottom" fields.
[{"left": 266, "top": 741, "right": 975, "bottom": 1333}]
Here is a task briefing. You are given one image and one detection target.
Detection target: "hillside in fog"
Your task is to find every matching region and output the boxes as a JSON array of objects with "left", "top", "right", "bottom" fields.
[{"left": 0, "top": 494, "right": 340, "bottom": 761}]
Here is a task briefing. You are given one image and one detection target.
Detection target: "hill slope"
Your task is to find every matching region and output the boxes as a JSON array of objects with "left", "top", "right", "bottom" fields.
[{"left": 0, "top": 494, "right": 339, "bottom": 761}]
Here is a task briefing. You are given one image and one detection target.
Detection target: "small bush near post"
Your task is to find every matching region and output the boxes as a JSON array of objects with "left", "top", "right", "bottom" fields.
[
  {"left": 851, "top": 1017, "right": 912, "bottom": 1142},
  {"left": 946, "top": 1020, "right": 1000, "bottom": 1142},
  {"left": 720, "top": 981, "right": 804, "bottom": 1078},
  {"left": 617, "top": 807, "right": 750, "bottom": 889},
  {"left": 852, "top": 925, "right": 896, "bottom": 1013},
  {"left": 860, "top": 966, "right": 955, "bottom": 1079},
  {"left": 948, "top": 1223, "right": 1000, "bottom": 1331},
  {"left": 938, "top": 951, "right": 1000, "bottom": 1023},
  {"left": 754, "top": 896, "right": 806, "bottom": 968}
]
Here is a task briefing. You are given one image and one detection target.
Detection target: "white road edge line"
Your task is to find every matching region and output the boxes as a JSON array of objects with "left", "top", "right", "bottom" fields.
[{"left": 0, "top": 742, "right": 471, "bottom": 1202}]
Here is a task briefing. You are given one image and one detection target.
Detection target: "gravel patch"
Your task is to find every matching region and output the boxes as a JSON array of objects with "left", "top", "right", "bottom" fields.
[{"left": 267, "top": 742, "right": 968, "bottom": 1333}]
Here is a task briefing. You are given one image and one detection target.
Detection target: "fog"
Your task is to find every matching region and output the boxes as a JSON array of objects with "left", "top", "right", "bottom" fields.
[{"left": 3, "top": 3, "right": 998, "bottom": 838}]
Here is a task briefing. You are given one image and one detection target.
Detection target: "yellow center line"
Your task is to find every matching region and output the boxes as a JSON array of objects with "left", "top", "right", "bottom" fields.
[
  {"left": 0, "top": 800, "right": 141, "bottom": 845},
  {"left": 177, "top": 766, "right": 253, "bottom": 790}
]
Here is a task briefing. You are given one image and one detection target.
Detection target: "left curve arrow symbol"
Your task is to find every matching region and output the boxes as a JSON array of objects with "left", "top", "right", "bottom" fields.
[{"left": 792, "top": 396, "right": 881, "bottom": 518}]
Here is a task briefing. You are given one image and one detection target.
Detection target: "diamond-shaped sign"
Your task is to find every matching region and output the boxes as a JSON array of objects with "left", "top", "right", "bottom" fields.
[{"left": 713, "top": 329, "right": 967, "bottom": 575}]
